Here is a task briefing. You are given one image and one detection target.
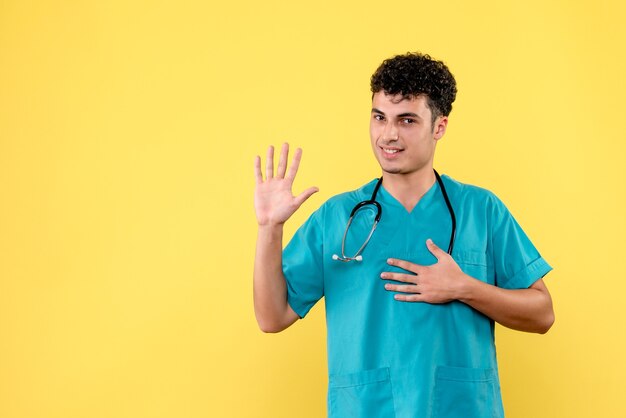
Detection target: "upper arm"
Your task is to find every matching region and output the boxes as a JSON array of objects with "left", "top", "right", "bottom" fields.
[
  {"left": 283, "top": 303, "right": 300, "bottom": 328},
  {"left": 530, "top": 278, "right": 549, "bottom": 292},
  {"left": 529, "top": 278, "right": 555, "bottom": 332},
  {"left": 529, "top": 278, "right": 553, "bottom": 305},
  {"left": 263, "top": 302, "right": 300, "bottom": 333}
]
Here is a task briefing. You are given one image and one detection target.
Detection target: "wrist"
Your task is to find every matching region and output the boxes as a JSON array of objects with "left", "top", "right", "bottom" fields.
[
  {"left": 257, "top": 223, "right": 285, "bottom": 240},
  {"left": 258, "top": 221, "right": 285, "bottom": 230},
  {"left": 455, "top": 272, "right": 479, "bottom": 303}
]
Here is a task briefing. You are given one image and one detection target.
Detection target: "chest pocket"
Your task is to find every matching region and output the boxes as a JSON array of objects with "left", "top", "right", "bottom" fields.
[{"left": 453, "top": 249, "right": 493, "bottom": 285}]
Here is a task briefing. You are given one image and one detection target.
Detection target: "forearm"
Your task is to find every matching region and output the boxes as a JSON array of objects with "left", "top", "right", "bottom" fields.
[
  {"left": 457, "top": 276, "right": 554, "bottom": 334},
  {"left": 253, "top": 224, "right": 298, "bottom": 333}
]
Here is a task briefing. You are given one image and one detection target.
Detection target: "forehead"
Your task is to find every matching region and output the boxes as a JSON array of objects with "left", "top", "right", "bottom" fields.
[{"left": 371, "top": 92, "right": 431, "bottom": 117}]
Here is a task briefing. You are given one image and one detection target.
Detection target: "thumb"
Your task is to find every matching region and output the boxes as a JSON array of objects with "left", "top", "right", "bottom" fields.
[
  {"left": 426, "top": 238, "right": 446, "bottom": 261},
  {"left": 294, "top": 186, "right": 319, "bottom": 207}
]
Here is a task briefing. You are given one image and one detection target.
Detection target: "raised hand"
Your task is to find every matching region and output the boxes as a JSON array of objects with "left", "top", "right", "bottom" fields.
[{"left": 254, "top": 143, "right": 319, "bottom": 226}]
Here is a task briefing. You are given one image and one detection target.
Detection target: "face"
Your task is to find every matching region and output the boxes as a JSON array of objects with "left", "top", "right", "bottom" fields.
[{"left": 370, "top": 92, "right": 448, "bottom": 178}]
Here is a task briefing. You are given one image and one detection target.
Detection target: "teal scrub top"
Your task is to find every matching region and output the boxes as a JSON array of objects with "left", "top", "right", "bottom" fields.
[{"left": 282, "top": 174, "right": 552, "bottom": 418}]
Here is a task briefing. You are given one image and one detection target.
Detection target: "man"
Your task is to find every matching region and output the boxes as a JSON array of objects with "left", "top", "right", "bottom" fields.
[{"left": 253, "top": 52, "right": 554, "bottom": 417}]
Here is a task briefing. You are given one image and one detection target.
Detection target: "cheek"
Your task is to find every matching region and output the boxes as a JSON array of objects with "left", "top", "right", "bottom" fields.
[
  {"left": 369, "top": 126, "right": 377, "bottom": 143},
  {"left": 370, "top": 122, "right": 383, "bottom": 139},
  {"left": 370, "top": 131, "right": 381, "bottom": 156}
]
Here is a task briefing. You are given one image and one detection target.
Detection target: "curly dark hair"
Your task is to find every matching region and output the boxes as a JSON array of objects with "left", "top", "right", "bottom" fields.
[{"left": 370, "top": 52, "right": 457, "bottom": 124}]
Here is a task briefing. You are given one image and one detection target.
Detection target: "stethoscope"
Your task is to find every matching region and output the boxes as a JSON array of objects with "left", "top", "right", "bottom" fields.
[{"left": 332, "top": 169, "right": 456, "bottom": 262}]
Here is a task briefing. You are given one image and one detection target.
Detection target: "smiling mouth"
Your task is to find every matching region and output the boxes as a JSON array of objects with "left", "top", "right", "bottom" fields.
[{"left": 381, "top": 147, "right": 403, "bottom": 155}]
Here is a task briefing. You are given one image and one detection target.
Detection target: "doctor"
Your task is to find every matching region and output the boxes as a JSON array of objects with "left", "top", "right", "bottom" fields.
[{"left": 253, "top": 52, "right": 554, "bottom": 417}]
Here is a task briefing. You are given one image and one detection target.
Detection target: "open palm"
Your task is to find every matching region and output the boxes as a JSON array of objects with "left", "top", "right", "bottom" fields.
[{"left": 254, "top": 144, "right": 318, "bottom": 226}]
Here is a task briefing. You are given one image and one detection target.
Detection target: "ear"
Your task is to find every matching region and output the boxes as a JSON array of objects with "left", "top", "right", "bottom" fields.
[{"left": 433, "top": 116, "right": 448, "bottom": 140}]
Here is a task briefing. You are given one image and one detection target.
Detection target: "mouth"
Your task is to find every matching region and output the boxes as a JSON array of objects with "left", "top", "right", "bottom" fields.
[{"left": 380, "top": 146, "right": 404, "bottom": 157}]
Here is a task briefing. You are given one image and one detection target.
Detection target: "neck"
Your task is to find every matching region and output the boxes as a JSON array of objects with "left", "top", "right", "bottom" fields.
[{"left": 381, "top": 166, "right": 436, "bottom": 213}]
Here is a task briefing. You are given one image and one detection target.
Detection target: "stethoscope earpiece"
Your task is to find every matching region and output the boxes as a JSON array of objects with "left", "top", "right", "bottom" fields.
[{"left": 332, "top": 254, "right": 363, "bottom": 262}]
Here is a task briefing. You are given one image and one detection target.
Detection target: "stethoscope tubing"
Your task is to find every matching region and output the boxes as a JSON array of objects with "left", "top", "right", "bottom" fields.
[
  {"left": 332, "top": 169, "right": 456, "bottom": 262},
  {"left": 434, "top": 169, "right": 456, "bottom": 255}
]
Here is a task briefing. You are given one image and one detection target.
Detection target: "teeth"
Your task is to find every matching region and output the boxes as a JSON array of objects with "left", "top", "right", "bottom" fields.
[{"left": 383, "top": 148, "right": 400, "bottom": 154}]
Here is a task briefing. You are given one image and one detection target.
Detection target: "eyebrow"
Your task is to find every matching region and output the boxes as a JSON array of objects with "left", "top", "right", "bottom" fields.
[{"left": 371, "top": 108, "right": 423, "bottom": 120}]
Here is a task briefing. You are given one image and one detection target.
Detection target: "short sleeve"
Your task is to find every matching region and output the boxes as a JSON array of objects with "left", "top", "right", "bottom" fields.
[
  {"left": 490, "top": 195, "right": 553, "bottom": 289},
  {"left": 282, "top": 210, "right": 325, "bottom": 318}
]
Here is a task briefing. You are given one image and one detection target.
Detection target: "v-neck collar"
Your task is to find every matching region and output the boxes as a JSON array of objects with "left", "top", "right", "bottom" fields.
[{"left": 377, "top": 176, "right": 441, "bottom": 215}]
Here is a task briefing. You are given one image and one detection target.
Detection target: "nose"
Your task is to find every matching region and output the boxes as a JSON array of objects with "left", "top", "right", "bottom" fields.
[{"left": 382, "top": 121, "right": 399, "bottom": 142}]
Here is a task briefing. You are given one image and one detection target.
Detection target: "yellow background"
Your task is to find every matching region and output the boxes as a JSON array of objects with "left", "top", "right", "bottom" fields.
[{"left": 1, "top": 0, "right": 625, "bottom": 417}]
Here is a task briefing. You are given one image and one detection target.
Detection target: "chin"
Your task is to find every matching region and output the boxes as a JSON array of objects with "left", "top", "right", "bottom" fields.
[{"left": 381, "top": 166, "right": 403, "bottom": 174}]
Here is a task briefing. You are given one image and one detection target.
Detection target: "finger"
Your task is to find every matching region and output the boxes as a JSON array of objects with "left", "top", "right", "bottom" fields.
[
  {"left": 265, "top": 145, "right": 274, "bottom": 179},
  {"left": 294, "top": 186, "right": 319, "bottom": 207},
  {"left": 393, "top": 293, "right": 425, "bottom": 302},
  {"left": 383, "top": 283, "right": 420, "bottom": 294},
  {"left": 286, "top": 147, "right": 303, "bottom": 181},
  {"left": 387, "top": 258, "right": 424, "bottom": 275},
  {"left": 426, "top": 238, "right": 446, "bottom": 261},
  {"left": 254, "top": 155, "right": 263, "bottom": 184},
  {"left": 276, "top": 143, "right": 289, "bottom": 178},
  {"left": 380, "top": 272, "right": 418, "bottom": 284}
]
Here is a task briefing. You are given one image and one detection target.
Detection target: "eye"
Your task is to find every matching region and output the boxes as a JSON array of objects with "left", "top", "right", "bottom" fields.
[
  {"left": 401, "top": 118, "right": 416, "bottom": 124},
  {"left": 373, "top": 114, "right": 385, "bottom": 121}
]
